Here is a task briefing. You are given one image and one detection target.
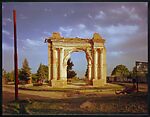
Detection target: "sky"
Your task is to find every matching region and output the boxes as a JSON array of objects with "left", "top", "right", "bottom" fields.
[{"left": 2, "top": 2, "right": 148, "bottom": 78}]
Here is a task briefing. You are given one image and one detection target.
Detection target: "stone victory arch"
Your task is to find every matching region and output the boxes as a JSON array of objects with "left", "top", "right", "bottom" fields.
[{"left": 45, "top": 32, "right": 107, "bottom": 87}]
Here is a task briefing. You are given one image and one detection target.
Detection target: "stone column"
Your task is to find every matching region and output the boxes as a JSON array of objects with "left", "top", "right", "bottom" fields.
[
  {"left": 93, "top": 49, "right": 98, "bottom": 80},
  {"left": 88, "top": 64, "right": 92, "bottom": 80},
  {"left": 59, "top": 48, "right": 64, "bottom": 80},
  {"left": 100, "top": 48, "right": 103, "bottom": 79},
  {"left": 97, "top": 49, "right": 100, "bottom": 79},
  {"left": 48, "top": 43, "right": 51, "bottom": 81},
  {"left": 64, "top": 65, "right": 67, "bottom": 79},
  {"left": 52, "top": 48, "right": 58, "bottom": 80},
  {"left": 103, "top": 47, "right": 107, "bottom": 84}
]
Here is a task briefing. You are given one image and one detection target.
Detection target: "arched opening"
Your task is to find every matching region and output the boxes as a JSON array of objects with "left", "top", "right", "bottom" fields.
[{"left": 67, "top": 51, "right": 88, "bottom": 86}]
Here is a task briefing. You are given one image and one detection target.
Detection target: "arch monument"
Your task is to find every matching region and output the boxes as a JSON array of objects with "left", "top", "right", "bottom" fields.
[{"left": 45, "top": 32, "right": 107, "bottom": 87}]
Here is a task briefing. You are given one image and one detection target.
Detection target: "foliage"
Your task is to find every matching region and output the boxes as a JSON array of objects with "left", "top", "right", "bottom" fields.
[
  {"left": 2, "top": 69, "right": 7, "bottom": 82},
  {"left": 31, "top": 73, "right": 38, "bottom": 83},
  {"left": 132, "top": 66, "right": 147, "bottom": 78},
  {"left": 36, "top": 63, "right": 48, "bottom": 81},
  {"left": 19, "top": 58, "right": 31, "bottom": 81},
  {"left": 130, "top": 66, "right": 147, "bottom": 83},
  {"left": 67, "top": 58, "right": 77, "bottom": 78},
  {"left": 5, "top": 70, "right": 14, "bottom": 82},
  {"left": 85, "top": 65, "right": 88, "bottom": 78},
  {"left": 111, "top": 64, "right": 130, "bottom": 78}
]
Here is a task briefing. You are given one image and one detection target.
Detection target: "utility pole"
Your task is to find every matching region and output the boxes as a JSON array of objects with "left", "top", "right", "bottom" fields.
[{"left": 13, "top": 9, "right": 19, "bottom": 101}]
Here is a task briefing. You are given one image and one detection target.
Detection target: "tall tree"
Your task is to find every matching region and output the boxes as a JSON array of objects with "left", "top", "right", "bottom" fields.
[
  {"left": 19, "top": 58, "right": 31, "bottom": 81},
  {"left": 67, "top": 58, "right": 77, "bottom": 78},
  {"left": 111, "top": 64, "right": 130, "bottom": 78},
  {"left": 36, "top": 63, "right": 48, "bottom": 81}
]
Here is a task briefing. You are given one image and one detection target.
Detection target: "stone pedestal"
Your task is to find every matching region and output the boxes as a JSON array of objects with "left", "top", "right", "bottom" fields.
[
  {"left": 50, "top": 80, "right": 67, "bottom": 88},
  {"left": 92, "top": 79, "right": 105, "bottom": 87}
]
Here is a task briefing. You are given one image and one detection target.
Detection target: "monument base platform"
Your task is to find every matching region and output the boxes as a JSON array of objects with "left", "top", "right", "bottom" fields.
[
  {"left": 50, "top": 80, "right": 67, "bottom": 88},
  {"left": 92, "top": 79, "right": 106, "bottom": 87}
]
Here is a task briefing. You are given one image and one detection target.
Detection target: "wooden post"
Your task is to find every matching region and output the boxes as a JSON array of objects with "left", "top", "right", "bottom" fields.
[
  {"left": 136, "top": 61, "right": 138, "bottom": 92},
  {"left": 13, "top": 10, "right": 18, "bottom": 101},
  {"left": 136, "top": 70, "right": 138, "bottom": 92}
]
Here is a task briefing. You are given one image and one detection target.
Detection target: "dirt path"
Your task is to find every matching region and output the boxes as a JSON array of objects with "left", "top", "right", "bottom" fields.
[
  {"left": 3, "top": 85, "right": 68, "bottom": 104},
  {"left": 3, "top": 83, "right": 148, "bottom": 105},
  {"left": 2, "top": 84, "right": 115, "bottom": 105}
]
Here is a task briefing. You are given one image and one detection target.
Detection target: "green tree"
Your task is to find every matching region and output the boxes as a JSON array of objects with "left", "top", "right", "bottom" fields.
[
  {"left": 111, "top": 64, "right": 130, "bottom": 78},
  {"left": 32, "top": 73, "right": 38, "bottom": 83},
  {"left": 19, "top": 58, "right": 31, "bottom": 81},
  {"left": 2, "top": 69, "right": 7, "bottom": 83},
  {"left": 5, "top": 70, "right": 14, "bottom": 82},
  {"left": 131, "top": 66, "right": 147, "bottom": 83},
  {"left": 36, "top": 63, "right": 48, "bottom": 82},
  {"left": 67, "top": 58, "right": 77, "bottom": 78}
]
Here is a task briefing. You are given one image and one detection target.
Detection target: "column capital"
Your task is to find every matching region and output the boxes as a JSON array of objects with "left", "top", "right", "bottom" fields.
[
  {"left": 100, "top": 48, "right": 103, "bottom": 52},
  {"left": 58, "top": 47, "right": 64, "bottom": 50},
  {"left": 93, "top": 49, "right": 98, "bottom": 54}
]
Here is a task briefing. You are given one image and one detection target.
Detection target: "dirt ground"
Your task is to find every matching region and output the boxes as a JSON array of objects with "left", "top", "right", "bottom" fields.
[{"left": 2, "top": 82, "right": 148, "bottom": 115}]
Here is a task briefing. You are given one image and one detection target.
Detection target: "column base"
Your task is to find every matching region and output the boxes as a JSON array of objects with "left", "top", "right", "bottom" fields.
[
  {"left": 49, "top": 80, "right": 67, "bottom": 88},
  {"left": 92, "top": 79, "right": 106, "bottom": 87},
  {"left": 87, "top": 80, "right": 93, "bottom": 85}
]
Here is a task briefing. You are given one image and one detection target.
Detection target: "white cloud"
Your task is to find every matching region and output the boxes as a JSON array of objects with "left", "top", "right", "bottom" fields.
[
  {"left": 19, "top": 14, "right": 28, "bottom": 19},
  {"left": 2, "top": 30, "right": 10, "bottom": 35},
  {"left": 95, "top": 24, "right": 139, "bottom": 35},
  {"left": 64, "top": 10, "right": 74, "bottom": 17},
  {"left": 59, "top": 26, "right": 73, "bottom": 37},
  {"left": 109, "top": 51, "right": 124, "bottom": 57},
  {"left": 106, "top": 24, "right": 138, "bottom": 35},
  {"left": 59, "top": 25, "right": 94, "bottom": 38},
  {"left": 88, "top": 14, "right": 92, "bottom": 19},
  {"left": 2, "top": 43, "right": 13, "bottom": 51},
  {"left": 71, "top": 10, "right": 75, "bottom": 14},
  {"left": 43, "top": 31, "right": 51, "bottom": 35},
  {"left": 111, "top": 9, "right": 122, "bottom": 14},
  {"left": 6, "top": 18, "right": 12, "bottom": 22},
  {"left": 2, "top": 18, "right": 13, "bottom": 26},
  {"left": 44, "top": 8, "right": 51, "bottom": 12},
  {"left": 64, "top": 13, "right": 67, "bottom": 17},
  {"left": 95, "top": 11, "right": 106, "bottom": 20},
  {"left": 25, "top": 38, "right": 44, "bottom": 47},
  {"left": 77, "top": 24, "right": 86, "bottom": 29},
  {"left": 111, "top": 6, "right": 141, "bottom": 21}
]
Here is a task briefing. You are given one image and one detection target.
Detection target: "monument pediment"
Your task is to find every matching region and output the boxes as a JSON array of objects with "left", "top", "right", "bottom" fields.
[{"left": 92, "top": 33, "right": 105, "bottom": 43}]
